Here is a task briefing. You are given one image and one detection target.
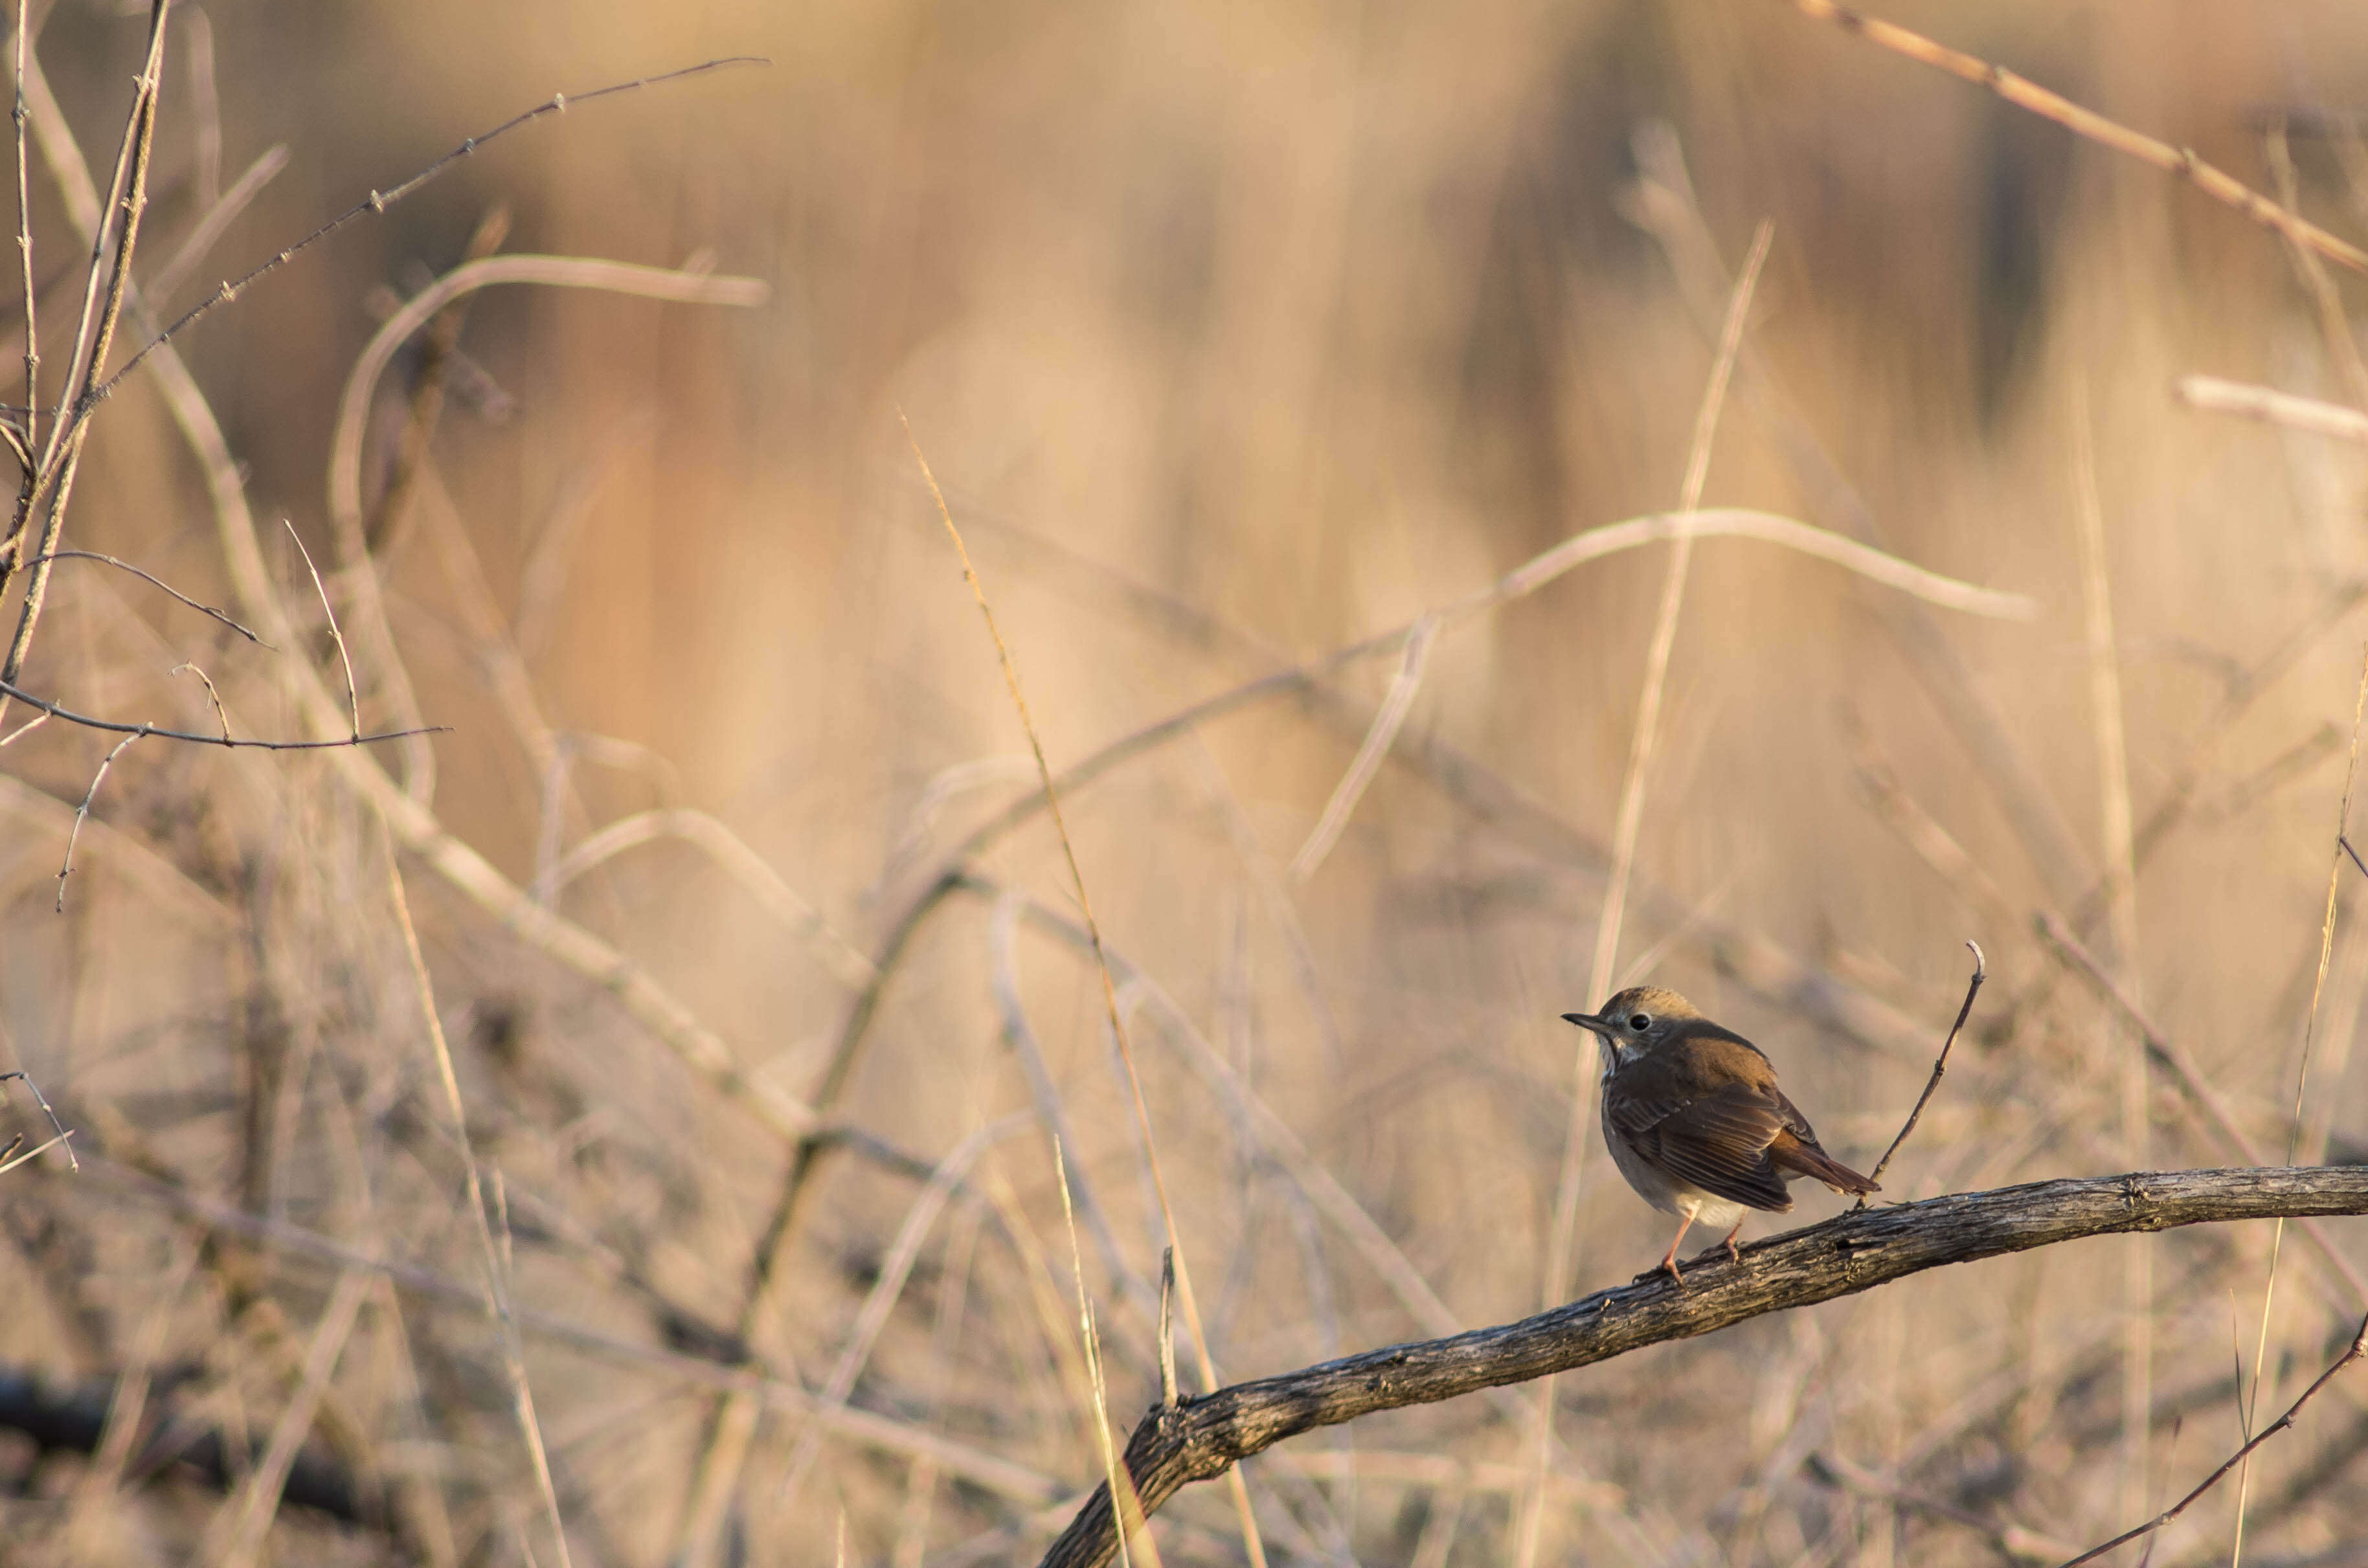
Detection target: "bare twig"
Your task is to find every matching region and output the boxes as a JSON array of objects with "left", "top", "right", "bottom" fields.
[
  {"left": 146, "top": 141, "right": 288, "bottom": 304},
  {"left": 2174, "top": 374, "right": 2368, "bottom": 445},
  {"left": 2058, "top": 1313, "right": 2368, "bottom": 1567},
  {"left": 55, "top": 732, "right": 140, "bottom": 912},
  {"left": 0, "top": 1069, "right": 75, "bottom": 1171},
  {"left": 204, "top": 1268, "right": 372, "bottom": 1568},
  {"left": 0, "top": 1, "right": 172, "bottom": 719},
  {"left": 0, "top": 676, "right": 436, "bottom": 749},
  {"left": 281, "top": 518, "right": 359, "bottom": 737},
  {"left": 168, "top": 662, "right": 230, "bottom": 741},
  {"left": 21, "top": 548, "right": 267, "bottom": 642},
  {"left": 1783, "top": 0, "right": 2368, "bottom": 273},
  {"left": 12, "top": 0, "right": 36, "bottom": 453},
  {"left": 1860, "top": 940, "right": 1986, "bottom": 1196},
  {"left": 99, "top": 56, "right": 771, "bottom": 401},
  {"left": 1289, "top": 612, "right": 1437, "bottom": 882},
  {"left": 1041, "top": 1167, "right": 2368, "bottom": 1568}
]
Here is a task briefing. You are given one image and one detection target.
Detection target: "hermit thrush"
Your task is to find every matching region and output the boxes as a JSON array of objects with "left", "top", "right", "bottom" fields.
[{"left": 1562, "top": 986, "right": 1878, "bottom": 1282}]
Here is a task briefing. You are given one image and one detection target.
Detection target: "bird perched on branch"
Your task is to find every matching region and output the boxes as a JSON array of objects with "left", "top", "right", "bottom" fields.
[{"left": 1562, "top": 987, "right": 1878, "bottom": 1282}]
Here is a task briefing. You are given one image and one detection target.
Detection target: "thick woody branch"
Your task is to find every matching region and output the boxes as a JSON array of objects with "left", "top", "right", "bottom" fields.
[{"left": 1040, "top": 1166, "right": 2368, "bottom": 1568}]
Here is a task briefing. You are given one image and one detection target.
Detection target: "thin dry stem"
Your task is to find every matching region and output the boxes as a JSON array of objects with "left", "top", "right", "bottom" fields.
[
  {"left": 54, "top": 731, "right": 139, "bottom": 912},
  {"left": 1860, "top": 940, "right": 1986, "bottom": 1194},
  {"left": 1055, "top": 1136, "right": 1155, "bottom": 1568},
  {"left": 2071, "top": 372, "right": 2151, "bottom": 1530},
  {"left": 1518, "top": 217, "right": 1772, "bottom": 1568},
  {"left": 2176, "top": 374, "right": 2368, "bottom": 445},
  {"left": 2235, "top": 645, "right": 2368, "bottom": 1558},
  {"left": 24, "top": 548, "right": 266, "bottom": 642},
  {"left": 2059, "top": 1314, "right": 2368, "bottom": 1568},
  {"left": 903, "top": 409, "right": 1268, "bottom": 1566},
  {"left": 205, "top": 1266, "right": 371, "bottom": 1568},
  {"left": 385, "top": 856, "right": 575, "bottom": 1568},
  {"left": 168, "top": 661, "right": 231, "bottom": 741},
  {"left": 281, "top": 517, "right": 359, "bottom": 737},
  {"left": 1290, "top": 612, "right": 1437, "bottom": 882}
]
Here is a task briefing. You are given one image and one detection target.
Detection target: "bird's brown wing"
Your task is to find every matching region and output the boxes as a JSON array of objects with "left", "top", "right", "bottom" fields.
[
  {"left": 1608, "top": 1079, "right": 1794, "bottom": 1212},
  {"left": 1767, "top": 1087, "right": 1880, "bottom": 1195}
]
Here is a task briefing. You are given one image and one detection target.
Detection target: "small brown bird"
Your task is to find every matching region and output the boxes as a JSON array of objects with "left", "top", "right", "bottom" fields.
[{"left": 1563, "top": 986, "right": 1878, "bottom": 1282}]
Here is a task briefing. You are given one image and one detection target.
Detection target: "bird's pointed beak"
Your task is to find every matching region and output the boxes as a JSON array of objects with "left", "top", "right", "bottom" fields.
[{"left": 1561, "top": 1011, "right": 1612, "bottom": 1034}]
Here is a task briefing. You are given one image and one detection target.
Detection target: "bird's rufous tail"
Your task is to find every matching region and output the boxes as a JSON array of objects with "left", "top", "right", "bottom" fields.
[{"left": 1770, "top": 1129, "right": 1879, "bottom": 1196}]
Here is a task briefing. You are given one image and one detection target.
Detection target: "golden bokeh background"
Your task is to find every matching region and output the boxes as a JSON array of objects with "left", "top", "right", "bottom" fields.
[{"left": 6, "top": 2, "right": 2368, "bottom": 1564}]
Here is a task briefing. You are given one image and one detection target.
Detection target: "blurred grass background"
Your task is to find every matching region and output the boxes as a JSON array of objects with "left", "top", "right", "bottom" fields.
[{"left": 6, "top": 1, "right": 2368, "bottom": 1564}]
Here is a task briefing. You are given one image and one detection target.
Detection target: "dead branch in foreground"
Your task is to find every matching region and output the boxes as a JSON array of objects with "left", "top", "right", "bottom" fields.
[{"left": 1040, "top": 1165, "right": 2368, "bottom": 1568}]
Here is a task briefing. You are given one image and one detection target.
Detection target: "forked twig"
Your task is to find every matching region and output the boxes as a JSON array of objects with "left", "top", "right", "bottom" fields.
[
  {"left": 168, "top": 662, "right": 230, "bottom": 741},
  {"left": 0, "top": 677, "right": 438, "bottom": 750},
  {"left": 0, "top": 1068, "right": 76, "bottom": 1171},
  {"left": 1860, "top": 939, "right": 1986, "bottom": 1198},
  {"left": 2057, "top": 1314, "right": 2368, "bottom": 1567}
]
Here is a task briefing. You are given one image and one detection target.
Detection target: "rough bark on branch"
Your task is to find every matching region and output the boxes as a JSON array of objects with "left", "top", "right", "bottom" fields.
[{"left": 1040, "top": 1165, "right": 2368, "bottom": 1568}]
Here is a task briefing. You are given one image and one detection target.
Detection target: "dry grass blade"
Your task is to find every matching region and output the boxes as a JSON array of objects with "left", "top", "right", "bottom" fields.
[
  {"left": 386, "top": 857, "right": 574, "bottom": 1568},
  {"left": 778, "top": 1117, "right": 1022, "bottom": 1516},
  {"left": 2233, "top": 645, "right": 2368, "bottom": 1560},
  {"left": 1518, "top": 216, "right": 1772, "bottom": 1568},
  {"left": 903, "top": 410, "right": 1269, "bottom": 1565},
  {"left": 203, "top": 1266, "right": 372, "bottom": 1568},
  {"left": 1054, "top": 1136, "right": 1157, "bottom": 1568},
  {"left": 1290, "top": 612, "right": 1436, "bottom": 882},
  {"left": 2071, "top": 372, "right": 2152, "bottom": 1530}
]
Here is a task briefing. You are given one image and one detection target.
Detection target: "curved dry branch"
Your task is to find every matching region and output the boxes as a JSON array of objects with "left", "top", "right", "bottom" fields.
[
  {"left": 324, "top": 254, "right": 768, "bottom": 542},
  {"left": 1039, "top": 1165, "right": 2368, "bottom": 1568}
]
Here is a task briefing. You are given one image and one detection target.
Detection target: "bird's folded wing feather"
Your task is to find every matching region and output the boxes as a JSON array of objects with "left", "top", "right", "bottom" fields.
[{"left": 1609, "top": 1081, "right": 1794, "bottom": 1211}]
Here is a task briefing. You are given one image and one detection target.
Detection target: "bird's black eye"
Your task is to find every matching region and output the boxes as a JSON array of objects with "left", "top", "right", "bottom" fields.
[{"left": 1629, "top": 1013, "right": 1651, "bottom": 1031}]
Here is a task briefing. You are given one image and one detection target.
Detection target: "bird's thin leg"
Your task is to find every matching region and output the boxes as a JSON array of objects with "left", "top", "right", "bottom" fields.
[
  {"left": 1656, "top": 1213, "right": 1697, "bottom": 1282},
  {"left": 1721, "top": 1220, "right": 1744, "bottom": 1264}
]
